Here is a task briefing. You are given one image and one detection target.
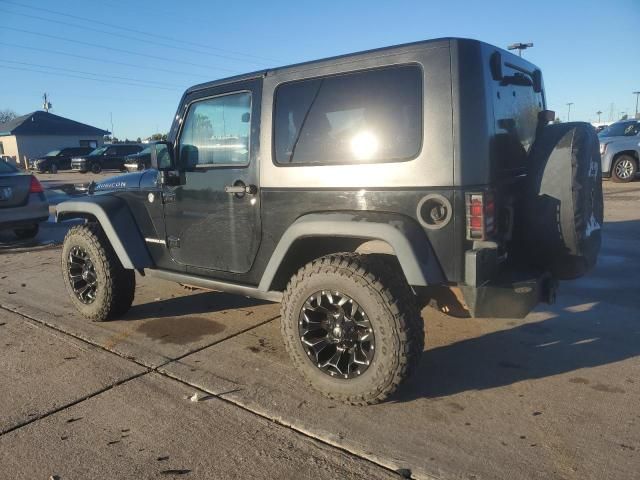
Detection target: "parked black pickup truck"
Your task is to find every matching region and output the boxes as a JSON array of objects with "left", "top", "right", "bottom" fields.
[
  {"left": 71, "top": 144, "right": 144, "bottom": 173},
  {"left": 56, "top": 37, "right": 603, "bottom": 405}
]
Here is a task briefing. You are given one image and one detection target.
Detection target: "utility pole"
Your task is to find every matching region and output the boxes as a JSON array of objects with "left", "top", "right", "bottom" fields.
[
  {"left": 109, "top": 112, "right": 114, "bottom": 141},
  {"left": 566, "top": 102, "right": 573, "bottom": 122},
  {"left": 633, "top": 91, "right": 640, "bottom": 119},
  {"left": 596, "top": 111, "right": 602, "bottom": 123},
  {"left": 42, "top": 93, "right": 52, "bottom": 112},
  {"left": 508, "top": 42, "right": 534, "bottom": 57}
]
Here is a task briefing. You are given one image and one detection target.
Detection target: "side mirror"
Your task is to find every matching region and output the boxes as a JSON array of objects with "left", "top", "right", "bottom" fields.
[{"left": 150, "top": 141, "right": 174, "bottom": 170}]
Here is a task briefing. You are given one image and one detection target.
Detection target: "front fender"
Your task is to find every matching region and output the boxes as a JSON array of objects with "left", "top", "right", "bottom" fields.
[
  {"left": 56, "top": 195, "right": 153, "bottom": 270},
  {"left": 258, "top": 212, "right": 445, "bottom": 291}
]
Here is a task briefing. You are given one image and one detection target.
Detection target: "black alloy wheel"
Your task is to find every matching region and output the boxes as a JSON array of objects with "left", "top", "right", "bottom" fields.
[
  {"left": 67, "top": 245, "right": 98, "bottom": 304},
  {"left": 299, "top": 290, "right": 375, "bottom": 379}
]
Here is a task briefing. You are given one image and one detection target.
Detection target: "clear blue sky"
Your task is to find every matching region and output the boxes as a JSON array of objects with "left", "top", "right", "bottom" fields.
[{"left": 1, "top": 0, "right": 638, "bottom": 139}]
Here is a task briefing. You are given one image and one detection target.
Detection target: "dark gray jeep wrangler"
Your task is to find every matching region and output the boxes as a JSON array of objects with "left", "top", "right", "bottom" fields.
[{"left": 57, "top": 38, "right": 603, "bottom": 405}]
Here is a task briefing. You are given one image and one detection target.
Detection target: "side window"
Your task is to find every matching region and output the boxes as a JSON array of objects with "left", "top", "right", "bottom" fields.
[
  {"left": 273, "top": 65, "right": 422, "bottom": 165},
  {"left": 179, "top": 92, "right": 252, "bottom": 168},
  {"left": 105, "top": 146, "right": 119, "bottom": 155}
]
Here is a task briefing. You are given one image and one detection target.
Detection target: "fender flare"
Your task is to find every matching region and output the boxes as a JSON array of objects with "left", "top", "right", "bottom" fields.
[
  {"left": 258, "top": 212, "right": 445, "bottom": 291},
  {"left": 56, "top": 195, "right": 153, "bottom": 270}
]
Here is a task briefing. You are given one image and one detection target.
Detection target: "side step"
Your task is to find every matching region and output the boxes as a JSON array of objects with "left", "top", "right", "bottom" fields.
[{"left": 144, "top": 269, "right": 283, "bottom": 303}]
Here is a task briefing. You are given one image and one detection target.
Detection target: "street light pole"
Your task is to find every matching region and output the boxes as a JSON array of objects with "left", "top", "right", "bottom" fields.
[
  {"left": 596, "top": 110, "right": 602, "bottom": 123},
  {"left": 633, "top": 91, "right": 640, "bottom": 118},
  {"left": 566, "top": 102, "right": 573, "bottom": 122},
  {"left": 507, "top": 42, "right": 534, "bottom": 57}
]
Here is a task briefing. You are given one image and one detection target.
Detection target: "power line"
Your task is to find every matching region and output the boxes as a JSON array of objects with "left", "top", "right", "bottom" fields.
[
  {"left": 0, "top": 41, "right": 214, "bottom": 79},
  {"left": 2, "top": 64, "right": 183, "bottom": 91},
  {"left": 1, "top": 59, "right": 188, "bottom": 89},
  {"left": 0, "top": 0, "right": 281, "bottom": 64},
  {"left": 4, "top": 26, "right": 241, "bottom": 73},
  {"left": 0, "top": 8, "right": 271, "bottom": 67}
]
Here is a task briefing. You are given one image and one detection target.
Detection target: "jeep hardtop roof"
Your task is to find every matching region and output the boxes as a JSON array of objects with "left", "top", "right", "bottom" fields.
[{"left": 185, "top": 37, "right": 540, "bottom": 94}]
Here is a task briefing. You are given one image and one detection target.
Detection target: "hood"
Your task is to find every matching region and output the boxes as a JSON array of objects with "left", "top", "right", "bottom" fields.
[{"left": 91, "top": 170, "right": 158, "bottom": 194}]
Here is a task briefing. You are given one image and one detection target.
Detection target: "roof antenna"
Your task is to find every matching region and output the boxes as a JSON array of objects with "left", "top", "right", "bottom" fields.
[{"left": 42, "top": 93, "right": 52, "bottom": 112}]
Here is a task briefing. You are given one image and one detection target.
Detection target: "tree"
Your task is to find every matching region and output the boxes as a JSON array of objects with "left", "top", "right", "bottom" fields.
[
  {"left": 0, "top": 109, "right": 19, "bottom": 124},
  {"left": 149, "top": 133, "right": 168, "bottom": 141},
  {"left": 136, "top": 137, "right": 142, "bottom": 143}
]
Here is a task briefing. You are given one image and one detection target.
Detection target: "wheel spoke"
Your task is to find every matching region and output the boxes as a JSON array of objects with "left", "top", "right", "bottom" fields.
[
  {"left": 66, "top": 245, "right": 98, "bottom": 305},
  {"left": 298, "top": 289, "right": 375, "bottom": 379}
]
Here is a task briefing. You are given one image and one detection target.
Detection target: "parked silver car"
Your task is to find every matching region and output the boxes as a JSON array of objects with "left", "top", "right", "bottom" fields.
[
  {"left": 0, "top": 161, "right": 49, "bottom": 238},
  {"left": 599, "top": 120, "right": 640, "bottom": 182}
]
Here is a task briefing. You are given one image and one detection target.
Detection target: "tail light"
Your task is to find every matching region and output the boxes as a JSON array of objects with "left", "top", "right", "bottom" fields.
[
  {"left": 466, "top": 192, "right": 496, "bottom": 240},
  {"left": 29, "top": 176, "right": 44, "bottom": 193}
]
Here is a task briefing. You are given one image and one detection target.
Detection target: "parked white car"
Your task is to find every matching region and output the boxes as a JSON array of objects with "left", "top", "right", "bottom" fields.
[{"left": 599, "top": 120, "right": 640, "bottom": 182}]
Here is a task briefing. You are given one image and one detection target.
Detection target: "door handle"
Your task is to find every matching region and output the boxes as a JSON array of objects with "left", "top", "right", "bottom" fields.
[{"left": 224, "top": 183, "right": 258, "bottom": 195}]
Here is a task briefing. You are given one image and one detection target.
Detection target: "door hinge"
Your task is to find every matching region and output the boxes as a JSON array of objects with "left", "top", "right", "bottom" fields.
[
  {"left": 167, "top": 236, "right": 180, "bottom": 249},
  {"left": 163, "top": 191, "right": 176, "bottom": 204}
]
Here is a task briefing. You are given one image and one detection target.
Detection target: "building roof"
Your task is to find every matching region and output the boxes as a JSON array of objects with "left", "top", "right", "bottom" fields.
[{"left": 0, "top": 111, "right": 110, "bottom": 137}]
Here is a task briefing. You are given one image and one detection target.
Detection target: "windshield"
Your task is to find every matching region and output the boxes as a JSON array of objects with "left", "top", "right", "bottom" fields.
[
  {"left": 88, "top": 146, "right": 108, "bottom": 156},
  {"left": 44, "top": 149, "right": 61, "bottom": 157},
  {"left": 0, "top": 160, "right": 18, "bottom": 173},
  {"left": 599, "top": 121, "right": 640, "bottom": 138}
]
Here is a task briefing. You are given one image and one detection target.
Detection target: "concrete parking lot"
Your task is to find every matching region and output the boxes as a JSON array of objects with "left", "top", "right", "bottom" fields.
[{"left": 0, "top": 178, "right": 638, "bottom": 479}]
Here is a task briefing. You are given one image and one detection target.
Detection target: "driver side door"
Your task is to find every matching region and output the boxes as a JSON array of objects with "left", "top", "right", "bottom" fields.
[{"left": 162, "top": 79, "right": 262, "bottom": 275}]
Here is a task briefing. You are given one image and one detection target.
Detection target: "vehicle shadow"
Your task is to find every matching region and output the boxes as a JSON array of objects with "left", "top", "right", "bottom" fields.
[
  {"left": 122, "top": 290, "right": 272, "bottom": 321},
  {"left": 395, "top": 220, "right": 640, "bottom": 402},
  {"left": 395, "top": 300, "right": 639, "bottom": 402}
]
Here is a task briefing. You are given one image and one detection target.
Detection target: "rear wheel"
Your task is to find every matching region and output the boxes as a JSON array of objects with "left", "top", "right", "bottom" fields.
[
  {"left": 611, "top": 155, "right": 637, "bottom": 183},
  {"left": 90, "top": 162, "right": 102, "bottom": 174},
  {"left": 62, "top": 223, "right": 135, "bottom": 321},
  {"left": 14, "top": 224, "right": 39, "bottom": 239},
  {"left": 280, "top": 253, "right": 423, "bottom": 405}
]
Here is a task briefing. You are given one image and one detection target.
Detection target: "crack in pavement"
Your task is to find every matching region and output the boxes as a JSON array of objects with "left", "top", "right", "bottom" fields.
[{"left": 0, "top": 304, "right": 414, "bottom": 479}]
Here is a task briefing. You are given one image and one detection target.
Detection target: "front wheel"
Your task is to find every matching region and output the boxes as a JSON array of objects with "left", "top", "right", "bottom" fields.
[
  {"left": 90, "top": 162, "right": 102, "bottom": 174},
  {"left": 280, "top": 254, "right": 423, "bottom": 405},
  {"left": 611, "top": 155, "right": 637, "bottom": 183},
  {"left": 50, "top": 163, "right": 58, "bottom": 174},
  {"left": 61, "top": 223, "right": 135, "bottom": 321}
]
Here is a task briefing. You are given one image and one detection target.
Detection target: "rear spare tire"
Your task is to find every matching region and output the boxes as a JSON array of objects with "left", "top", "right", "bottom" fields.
[{"left": 525, "top": 122, "right": 603, "bottom": 280}]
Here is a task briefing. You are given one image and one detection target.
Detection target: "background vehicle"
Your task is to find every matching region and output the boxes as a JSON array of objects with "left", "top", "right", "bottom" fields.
[
  {"left": 29, "top": 147, "right": 94, "bottom": 173},
  {"left": 599, "top": 120, "right": 640, "bottom": 182},
  {"left": 71, "top": 144, "right": 144, "bottom": 173},
  {"left": 0, "top": 160, "right": 48, "bottom": 238},
  {"left": 124, "top": 146, "right": 151, "bottom": 172},
  {"left": 56, "top": 38, "right": 602, "bottom": 405}
]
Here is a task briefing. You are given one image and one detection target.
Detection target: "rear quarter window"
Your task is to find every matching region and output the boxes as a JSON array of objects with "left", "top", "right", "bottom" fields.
[{"left": 273, "top": 64, "right": 422, "bottom": 166}]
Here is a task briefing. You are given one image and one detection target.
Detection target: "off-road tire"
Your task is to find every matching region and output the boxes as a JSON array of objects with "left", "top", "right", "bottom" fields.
[
  {"left": 14, "top": 224, "right": 39, "bottom": 239},
  {"left": 611, "top": 154, "right": 637, "bottom": 183},
  {"left": 525, "top": 122, "right": 603, "bottom": 279},
  {"left": 62, "top": 223, "right": 135, "bottom": 321},
  {"left": 90, "top": 162, "right": 102, "bottom": 174},
  {"left": 280, "top": 253, "right": 423, "bottom": 405}
]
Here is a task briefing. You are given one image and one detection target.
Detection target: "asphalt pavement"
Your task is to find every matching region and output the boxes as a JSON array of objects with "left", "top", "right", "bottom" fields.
[{"left": 0, "top": 177, "right": 638, "bottom": 480}]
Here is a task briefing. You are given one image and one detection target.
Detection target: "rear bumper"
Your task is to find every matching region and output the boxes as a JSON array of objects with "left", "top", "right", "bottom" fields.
[
  {"left": 458, "top": 248, "right": 556, "bottom": 318},
  {"left": 0, "top": 193, "right": 49, "bottom": 228}
]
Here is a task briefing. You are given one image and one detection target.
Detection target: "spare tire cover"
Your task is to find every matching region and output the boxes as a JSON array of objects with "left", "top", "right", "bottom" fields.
[{"left": 525, "top": 122, "right": 603, "bottom": 279}]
